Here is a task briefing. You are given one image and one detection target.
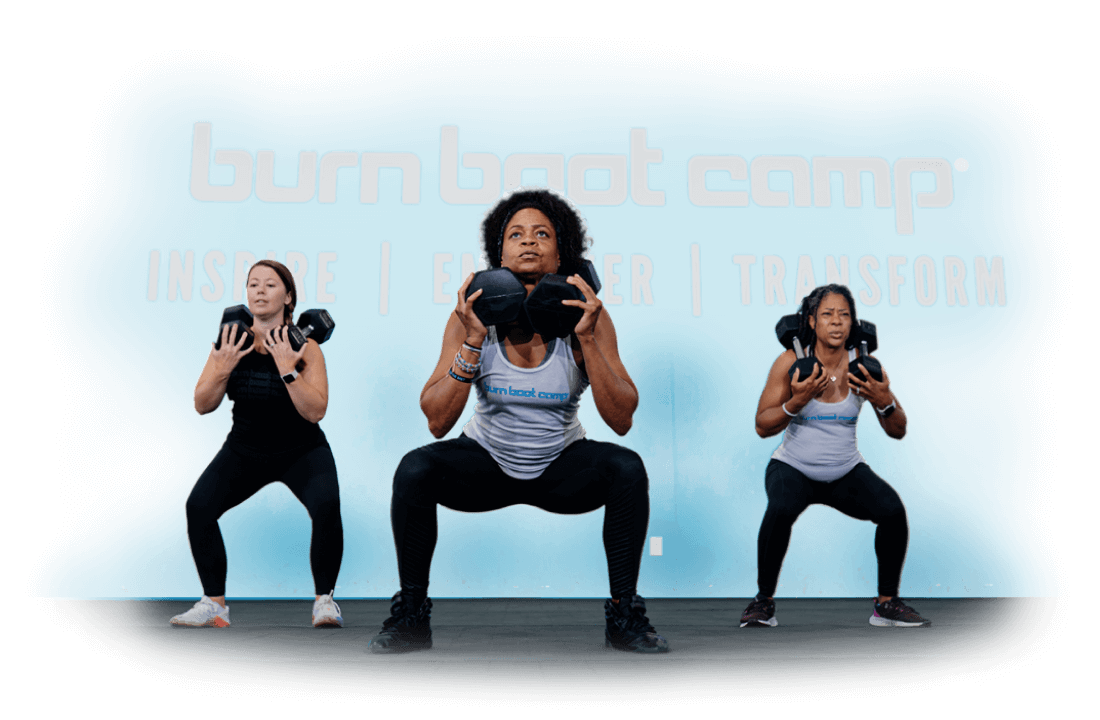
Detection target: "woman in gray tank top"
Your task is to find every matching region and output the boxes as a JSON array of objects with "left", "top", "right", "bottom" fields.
[
  {"left": 741, "top": 284, "right": 931, "bottom": 629},
  {"left": 368, "top": 189, "right": 669, "bottom": 654}
]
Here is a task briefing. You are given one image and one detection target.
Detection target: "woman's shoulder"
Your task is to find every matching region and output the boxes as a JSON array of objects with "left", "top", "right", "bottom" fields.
[{"left": 768, "top": 348, "right": 797, "bottom": 374}]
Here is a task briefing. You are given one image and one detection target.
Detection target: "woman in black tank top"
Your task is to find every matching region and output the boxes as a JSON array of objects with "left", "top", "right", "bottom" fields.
[
  {"left": 169, "top": 260, "right": 344, "bottom": 630},
  {"left": 369, "top": 189, "right": 669, "bottom": 655},
  {"left": 742, "top": 284, "right": 929, "bottom": 629}
]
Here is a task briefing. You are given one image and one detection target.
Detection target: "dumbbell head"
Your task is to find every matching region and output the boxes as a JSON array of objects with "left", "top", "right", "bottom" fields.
[
  {"left": 215, "top": 304, "right": 254, "bottom": 350},
  {"left": 848, "top": 355, "right": 883, "bottom": 383},
  {"left": 465, "top": 267, "right": 527, "bottom": 327},
  {"left": 524, "top": 274, "right": 585, "bottom": 338},
  {"left": 775, "top": 313, "right": 802, "bottom": 350},
  {"left": 787, "top": 357, "right": 821, "bottom": 382},
  {"left": 297, "top": 309, "right": 335, "bottom": 345},
  {"left": 851, "top": 319, "right": 878, "bottom": 354},
  {"left": 571, "top": 259, "right": 602, "bottom": 295}
]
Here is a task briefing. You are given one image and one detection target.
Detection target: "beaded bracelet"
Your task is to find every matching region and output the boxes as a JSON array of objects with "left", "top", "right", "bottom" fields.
[
  {"left": 453, "top": 350, "right": 481, "bottom": 375},
  {"left": 448, "top": 368, "right": 474, "bottom": 384}
]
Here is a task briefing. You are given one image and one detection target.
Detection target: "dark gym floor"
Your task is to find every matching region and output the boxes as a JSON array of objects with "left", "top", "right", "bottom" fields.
[{"left": 42, "top": 597, "right": 1056, "bottom": 703}]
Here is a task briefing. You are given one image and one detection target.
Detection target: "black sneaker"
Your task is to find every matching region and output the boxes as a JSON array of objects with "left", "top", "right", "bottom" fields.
[
  {"left": 740, "top": 594, "right": 777, "bottom": 627},
  {"left": 870, "top": 597, "right": 931, "bottom": 627},
  {"left": 367, "top": 592, "right": 433, "bottom": 653},
  {"left": 604, "top": 595, "right": 670, "bottom": 653}
]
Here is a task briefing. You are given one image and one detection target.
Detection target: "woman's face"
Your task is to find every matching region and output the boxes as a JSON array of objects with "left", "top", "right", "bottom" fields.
[
  {"left": 246, "top": 265, "right": 290, "bottom": 319},
  {"left": 500, "top": 207, "right": 561, "bottom": 280},
  {"left": 809, "top": 292, "right": 852, "bottom": 348}
]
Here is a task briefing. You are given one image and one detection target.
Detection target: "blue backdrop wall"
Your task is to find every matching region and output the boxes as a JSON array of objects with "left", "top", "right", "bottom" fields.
[{"left": 32, "top": 58, "right": 1050, "bottom": 600}]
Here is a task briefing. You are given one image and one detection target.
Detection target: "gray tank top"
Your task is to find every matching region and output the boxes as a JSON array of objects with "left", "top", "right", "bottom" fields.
[
  {"left": 463, "top": 326, "right": 589, "bottom": 479},
  {"left": 771, "top": 348, "right": 868, "bottom": 482}
]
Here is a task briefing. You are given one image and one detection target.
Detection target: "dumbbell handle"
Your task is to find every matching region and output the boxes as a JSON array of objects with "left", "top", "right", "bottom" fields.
[
  {"left": 792, "top": 337, "right": 806, "bottom": 360},
  {"left": 283, "top": 324, "right": 315, "bottom": 340}
]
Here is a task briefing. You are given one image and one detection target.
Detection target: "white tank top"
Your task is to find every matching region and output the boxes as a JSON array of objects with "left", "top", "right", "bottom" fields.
[
  {"left": 771, "top": 348, "right": 868, "bottom": 482},
  {"left": 463, "top": 326, "right": 589, "bottom": 479}
]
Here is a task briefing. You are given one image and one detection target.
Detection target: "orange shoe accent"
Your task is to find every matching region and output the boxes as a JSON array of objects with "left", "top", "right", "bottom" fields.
[{"left": 212, "top": 616, "right": 230, "bottom": 628}]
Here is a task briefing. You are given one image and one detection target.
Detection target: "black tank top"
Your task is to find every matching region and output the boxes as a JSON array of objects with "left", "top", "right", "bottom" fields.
[{"left": 226, "top": 350, "right": 325, "bottom": 454}]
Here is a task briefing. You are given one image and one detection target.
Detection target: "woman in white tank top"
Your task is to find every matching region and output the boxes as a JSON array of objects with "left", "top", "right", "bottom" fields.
[
  {"left": 368, "top": 189, "right": 669, "bottom": 654},
  {"left": 743, "top": 284, "right": 931, "bottom": 629}
]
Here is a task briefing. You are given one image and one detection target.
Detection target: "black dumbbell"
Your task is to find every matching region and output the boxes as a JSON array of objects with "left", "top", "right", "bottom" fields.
[
  {"left": 214, "top": 305, "right": 255, "bottom": 350},
  {"left": 847, "top": 319, "right": 883, "bottom": 382},
  {"left": 853, "top": 318, "right": 880, "bottom": 356},
  {"left": 271, "top": 308, "right": 336, "bottom": 351},
  {"left": 465, "top": 267, "right": 528, "bottom": 327},
  {"left": 774, "top": 312, "right": 820, "bottom": 382},
  {"left": 523, "top": 260, "right": 603, "bottom": 339}
]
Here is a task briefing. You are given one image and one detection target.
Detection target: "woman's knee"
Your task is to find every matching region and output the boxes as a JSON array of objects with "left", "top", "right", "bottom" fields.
[
  {"left": 762, "top": 503, "right": 802, "bottom": 529},
  {"left": 305, "top": 486, "right": 342, "bottom": 525},
  {"left": 184, "top": 490, "right": 219, "bottom": 529},
  {"left": 874, "top": 502, "right": 907, "bottom": 528},
  {"left": 598, "top": 445, "right": 648, "bottom": 493},
  {"left": 393, "top": 447, "right": 437, "bottom": 504}
]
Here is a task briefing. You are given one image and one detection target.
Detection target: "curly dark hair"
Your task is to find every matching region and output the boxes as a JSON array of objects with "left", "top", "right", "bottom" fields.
[
  {"left": 480, "top": 189, "right": 592, "bottom": 276},
  {"left": 797, "top": 284, "right": 860, "bottom": 353}
]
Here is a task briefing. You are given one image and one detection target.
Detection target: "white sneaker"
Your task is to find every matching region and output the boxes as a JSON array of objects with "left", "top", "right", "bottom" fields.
[
  {"left": 312, "top": 593, "right": 343, "bottom": 628},
  {"left": 170, "top": 596, "right": 230, "bottom": 627}
]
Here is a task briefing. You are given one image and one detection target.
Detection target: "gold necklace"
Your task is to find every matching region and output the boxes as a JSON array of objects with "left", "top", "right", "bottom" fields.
[{"left": 819, "top": 355, "right": 847, "bottom": 383}]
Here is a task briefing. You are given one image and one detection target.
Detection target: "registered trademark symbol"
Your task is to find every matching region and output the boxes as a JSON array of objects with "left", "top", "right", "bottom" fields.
[{"left": 954, "top": 158, "right": 969, "bottom": 172}]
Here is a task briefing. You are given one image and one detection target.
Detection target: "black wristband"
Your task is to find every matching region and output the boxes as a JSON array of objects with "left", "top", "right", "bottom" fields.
[{"left": 448, "top": 369, "right": 474, "bottom": 384}]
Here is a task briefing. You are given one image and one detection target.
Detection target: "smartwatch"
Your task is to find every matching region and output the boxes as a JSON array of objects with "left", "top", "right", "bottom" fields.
[
  {"left": 281, "top": 369, "right": 299, "bottom": 385},
  {"left": 875, "top": 400, "right": 896, "bottom": 418}
]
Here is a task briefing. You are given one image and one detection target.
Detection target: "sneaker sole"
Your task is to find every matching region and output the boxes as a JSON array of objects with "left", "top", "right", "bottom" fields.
[
  {"left": 170, "top": 617, "right": 230, "bottom": 628},
  {"left": 869, "top": 615, "right": 931, "bottom": 628},
  {"left": 313, "top": 617, "right": 344, "bottom": 628},
  {"left": 367, "top": 640, "right": 432, "bottom": 654},
  {"left": 604, "top": 638, "right": 671, "bottom": 653},
  {"left": 739, "top": 618, "right": 778, "bottom": 628}
]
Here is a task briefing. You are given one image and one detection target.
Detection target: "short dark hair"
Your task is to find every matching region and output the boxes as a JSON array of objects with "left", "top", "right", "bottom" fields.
[
  {"left": 247, "top": 259, "right": 297, "bottom": 325},
  {"left": 480, "top": 189, "right": 592, "bottom": 276},
  {"left": 797, "top": 284, "right": 860, "bottom": 352}
]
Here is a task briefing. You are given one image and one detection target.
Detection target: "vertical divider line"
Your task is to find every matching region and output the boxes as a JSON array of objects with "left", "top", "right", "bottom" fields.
[
  {"left": 691, "top": 243, "right": 701, "bottom": 317},
  {"left": 379, "top": 242, "right": 391, "bottom": 315},
  {"left": 668, "top": 353, "right": 677, "bottom": 523}
]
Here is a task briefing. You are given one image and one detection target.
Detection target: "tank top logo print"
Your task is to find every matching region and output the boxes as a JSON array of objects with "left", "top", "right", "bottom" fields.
[
  {"left": 481, "top": 380, "right": 571, "bottom": 403},
  {"left": 800, "top": 413, "right": 859, "bottom": 422}
]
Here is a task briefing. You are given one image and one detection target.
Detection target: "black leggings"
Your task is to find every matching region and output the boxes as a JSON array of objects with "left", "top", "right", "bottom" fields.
[
  {"left": 391, "top": 435, "right": 650, "bottom": 599},
  {"left": 757, "top": 459, "right": 908, "bottom": 598},
  {"left": 185, "top": 442, "right": 343, "bottom": 597}
]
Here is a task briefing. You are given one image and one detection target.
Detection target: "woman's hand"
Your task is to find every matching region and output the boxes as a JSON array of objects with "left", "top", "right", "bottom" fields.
[
  {"left": 264, "top": 325, "right": 307, "bottom": 375},
  {"left": 755, "top": 351, "right": 826, "bottom": 438},
  {"left": 210, "top": 323, "right": 254, "bottom": 374},
  {"left": 195, "top": 324, "right": 254, "bottom": 415},
  {"left": 847, "top": 364, "right": 891, "bottom": 409},
  {"left": 788, "top": 362, "right": 829, "bottom": 412},
  {"left": 563, "top": 273, "right": 603, "bottom": 338},
  {"left": 454, "top": 273, "right": 489, "bottom": 346},
  {"left": 848, "top": 364, "right": 906, "bottom": 439}
]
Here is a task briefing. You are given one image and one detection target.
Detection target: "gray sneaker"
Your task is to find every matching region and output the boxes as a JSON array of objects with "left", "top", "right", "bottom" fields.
[
  {"left": 870, "top": 597, "right": 931, "bottom": 627},
  {"left": 740, "top": 594, "right": 777, "bottom": 627}
]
